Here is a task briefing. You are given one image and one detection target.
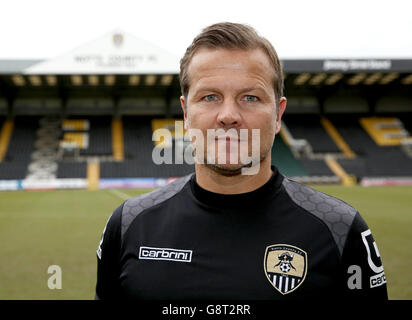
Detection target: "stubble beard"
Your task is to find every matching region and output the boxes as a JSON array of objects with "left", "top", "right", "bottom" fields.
[{"left": 204, "top": 144, "right": 272, "bottom": 177}]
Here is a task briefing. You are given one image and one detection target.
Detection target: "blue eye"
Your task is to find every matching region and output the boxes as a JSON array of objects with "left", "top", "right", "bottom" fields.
[
  {"left": 244, "top": 95, "right": 258, "bottom": 102},
  {"left": 204, "top": 95, "right": 217, "bottom": 102}
]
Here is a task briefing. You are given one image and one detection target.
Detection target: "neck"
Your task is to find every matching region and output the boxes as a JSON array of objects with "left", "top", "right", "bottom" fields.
[{"left": 195, "top": 157, "right": 273, "bottom": 194}]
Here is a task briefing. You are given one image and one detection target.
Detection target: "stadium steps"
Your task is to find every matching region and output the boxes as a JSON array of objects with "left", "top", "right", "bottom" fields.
[
  {"left": 320, "top": 117, "right": 356, "bottom": 158},
  {"left": 25, "top": 117, "right": 61, "bottom": 180},
  {"left": 324, "top": 156, "right": 356, "bottom": 186}
]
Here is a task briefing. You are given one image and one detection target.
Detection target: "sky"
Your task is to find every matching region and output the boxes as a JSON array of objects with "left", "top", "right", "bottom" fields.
[{"left": 0, "top": 0, "right": 411, "bottom": 60}]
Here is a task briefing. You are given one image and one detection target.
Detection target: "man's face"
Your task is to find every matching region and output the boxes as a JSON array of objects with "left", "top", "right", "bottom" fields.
[{"left": 180, "top": 48, "right": 286, "bottom": 175}]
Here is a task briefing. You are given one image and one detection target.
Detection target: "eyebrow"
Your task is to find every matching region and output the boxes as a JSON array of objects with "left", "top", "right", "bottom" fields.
[
  {"left": 193, "top": 87, "right": 221, "bottom": 94},
  {"left": 238, "top": 87, "right": 267, "bottom": 94},
  {"left": 194, "top": 86, "right": 266, "bottom": 94}
]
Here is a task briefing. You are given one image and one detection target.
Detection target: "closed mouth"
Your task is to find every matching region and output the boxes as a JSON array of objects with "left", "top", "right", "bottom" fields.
[{"left": 215, "top": 136, "right": 244, "bottom": 142}]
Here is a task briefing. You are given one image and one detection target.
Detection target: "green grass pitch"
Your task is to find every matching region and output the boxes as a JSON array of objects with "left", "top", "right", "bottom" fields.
[{"left": 0, "top": 185, "right": 411, "bottom": 300}]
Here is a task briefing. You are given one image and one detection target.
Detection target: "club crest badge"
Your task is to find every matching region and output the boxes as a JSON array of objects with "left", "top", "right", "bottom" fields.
[
  {"left": 264, "top": 244, "right": 308, "bottom": 295},
  {"left": 113, "top": 33, "right": 124, "bottom": 48}
]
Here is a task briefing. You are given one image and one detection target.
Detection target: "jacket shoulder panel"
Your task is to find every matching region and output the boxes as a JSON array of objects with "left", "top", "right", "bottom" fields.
[
  {"left": 282, "top": 178, "right": 357, "bottom": 255},
  {"left": 121, "top": 174, "right": 193, "bottom": 239}
]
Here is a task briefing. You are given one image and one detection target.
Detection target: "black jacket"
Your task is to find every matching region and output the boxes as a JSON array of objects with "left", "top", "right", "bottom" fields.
[{"left": 95, "top": 166, "right": 387, "bottom": 300}]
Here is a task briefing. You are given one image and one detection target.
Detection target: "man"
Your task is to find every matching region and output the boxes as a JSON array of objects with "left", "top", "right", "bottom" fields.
[{"left": 95, "top": 22, "right": 387, "bottom": 300}]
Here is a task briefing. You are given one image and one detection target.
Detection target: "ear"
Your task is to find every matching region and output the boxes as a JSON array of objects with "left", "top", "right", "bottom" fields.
[
  {"left": 275, "top": 97, "right": 287, "bottom": 134},
  {"left": 180, "top": 96, "right": 189, "bottom": 130}
]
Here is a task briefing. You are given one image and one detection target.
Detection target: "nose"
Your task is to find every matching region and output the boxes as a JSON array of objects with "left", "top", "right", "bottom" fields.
[{"left": 216, "top": 98, "right": 242, "bottom": 128}]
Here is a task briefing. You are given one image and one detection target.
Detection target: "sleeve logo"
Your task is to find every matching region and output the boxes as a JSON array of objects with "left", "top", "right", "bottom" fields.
[
  {"left": 361, "top": 229, "right": 386, "bottom": 288},
  {"left": 361, "top": 229, "right": 384, "bottom": 273}
]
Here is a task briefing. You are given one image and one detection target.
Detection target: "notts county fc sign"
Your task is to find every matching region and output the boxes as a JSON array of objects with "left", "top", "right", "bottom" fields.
[
  {"left": 264, "top": 244, "right": 307, "bottom": 295},
  {"left": 23, "top": 30, "right": 180, "bottom": 74}
]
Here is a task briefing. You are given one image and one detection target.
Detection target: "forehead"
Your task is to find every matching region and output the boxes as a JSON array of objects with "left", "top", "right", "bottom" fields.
[{"left": 187, "top": 48, "right": 275, "bottom": 90}]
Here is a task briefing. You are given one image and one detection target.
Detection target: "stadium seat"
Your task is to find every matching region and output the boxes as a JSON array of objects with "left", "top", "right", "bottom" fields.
[{"left": 0, "top": 116, "right": 38, "bottom": 179}]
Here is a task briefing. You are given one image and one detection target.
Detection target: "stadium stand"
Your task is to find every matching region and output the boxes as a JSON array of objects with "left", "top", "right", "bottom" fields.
[
  {"left": 278, "top": 114, "right": 343, "bottom": 182},
  {"left": 57, "top": 161, "right": 87, "bottom": 179},
  {"left": 100, "top": 159, "right": 194, "bottom": 178},
  {"left": 1, "top": 34, "right": 411, "bottom": 188},
  {"left": 0, "top": 116, "right": 38, "bottom": 179},
  {"left": 66, "top": 98, "right": 114, "bottom": 116},
  {"left": 78, "top": 116, "right": 112, "bottom": 156},
  {"left": 0, "top": 99, "right": 7, "bottom": 115},
  {"left": 0, "top": 115, "right": 6, "bottom": 160},
  {"left": 100, "top": 116, "right": 194, "bottom": 178},
  {"left": 329, "top": 114, "right": 412, "bottom": 178},
  {"left": 2, "top": 112, "right": 412, "bottom": 184},
  {"left": 401, "top": 114, "right": 412, "bottom": 133},
  {"left": 282, "top": 113, "right": 341, "bottom": 154},
  {"left": 299, "top": 158, "right": 334, "bottom": 176},
  {"left": 400, "top": 114, "right": 412, "bottom": 158},
  {"left": 271, "top": 134, "right": 309, "bottom": 177},
  {"left": 123, "top": 115, "right": 156, "bottom": 162}
]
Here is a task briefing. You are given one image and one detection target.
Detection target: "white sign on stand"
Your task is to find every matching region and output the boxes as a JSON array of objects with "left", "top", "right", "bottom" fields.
[{"left": 24, "top": 30, "right": 180, "bottom": 74}]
